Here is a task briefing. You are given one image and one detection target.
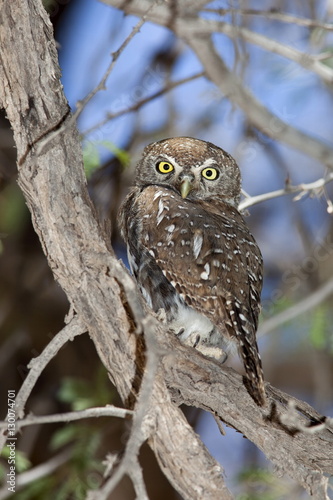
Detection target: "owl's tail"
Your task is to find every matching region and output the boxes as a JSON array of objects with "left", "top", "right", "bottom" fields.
[
  {"left": 239, "top": 335, "right": 266, "bottom": 406},
  {"left": 224, "top": 298, "right": 266, "bottom": 406}
]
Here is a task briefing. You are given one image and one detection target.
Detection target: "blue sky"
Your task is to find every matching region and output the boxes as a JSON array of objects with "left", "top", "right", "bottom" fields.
[{"left": 57, "top": 0, "right": 333, "bottom": 278}]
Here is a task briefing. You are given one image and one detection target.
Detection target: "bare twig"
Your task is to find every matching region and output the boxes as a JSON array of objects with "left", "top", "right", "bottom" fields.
[
  {"left": 207, "top": 21, "right": 333, "bottom": 85},
  {"left": 203, "top": 8, "right": 333, "bottom": 32},
  {"left": 36, "top": 1, "right": 158, "bottom": 156},
  {"left": 128, "top": 461, "right": 149, "bottom": 500},
  {"left": 259, "top": 277, "right": 333, "bottom": 337},
  {"left": 102, "top": 0, "right": 333, "bottom": 169},
  {"left": 88, "top": 317, "right": 161, "bottom": 500},
  {"left": 186, "top": 35, "right": 333, "bottom": 169},
  {"left": 73, "top": 15, "right": 148, "bottom": 121},
  {"left": 0, "top": 406, "right": 132, "bottom": 433},
  {"left": 2, "top": 2, "right": 332, "bottom": 498},
  {"left": 148, "top": 13, "right": 333, "bottom": 84},
  {"left": 0, "top": 449, "right": 72, "bottom": 500},
  {"left": 83, "top": 71, "right": 205, "bottom": 137},
  {"left": 0, "top": 315, "right": 86, "bottom": 452},
  {"left": 239, "top": 172, "right": 333, "bottom": 211}
]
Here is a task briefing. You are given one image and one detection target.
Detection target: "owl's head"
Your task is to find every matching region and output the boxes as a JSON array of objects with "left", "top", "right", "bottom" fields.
[{"left": 134, "top": 137, "right": 241, "bottom": 207}]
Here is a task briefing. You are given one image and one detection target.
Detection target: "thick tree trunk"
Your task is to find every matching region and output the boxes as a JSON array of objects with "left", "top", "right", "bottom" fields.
[{"left": 0, "top": 1, "right": 332, "bottom": 499}]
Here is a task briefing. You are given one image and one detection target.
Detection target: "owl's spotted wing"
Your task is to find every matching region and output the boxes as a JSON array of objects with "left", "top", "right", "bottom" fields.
[
  {"left": 120, "top": 184, "right": 265, "bottom": 405},
  {"left": 130, "top": 186, "right": 262, "bottom": 323}
]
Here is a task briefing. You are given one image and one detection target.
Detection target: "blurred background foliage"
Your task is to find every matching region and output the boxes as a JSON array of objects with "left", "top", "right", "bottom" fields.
[{"left": 0, "top": 0, "right": 333, "bottom": 498}]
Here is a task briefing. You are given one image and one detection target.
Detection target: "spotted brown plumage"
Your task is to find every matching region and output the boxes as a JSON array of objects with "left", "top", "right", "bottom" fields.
[{"left": 119, "top": 137, "right": 265, "bottom": 406}]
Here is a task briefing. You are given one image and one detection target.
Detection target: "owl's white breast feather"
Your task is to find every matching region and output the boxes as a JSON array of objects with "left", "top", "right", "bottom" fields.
[{"left": 170, "top": 299, "right": 237, "bottom": 361}]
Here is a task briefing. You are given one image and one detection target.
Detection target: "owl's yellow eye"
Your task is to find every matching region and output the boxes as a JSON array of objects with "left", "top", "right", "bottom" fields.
[
  {"left": 156, "top": 161, "right": 174, "bottom": 174},
  {"left": 201, "top": 167, "right": 219, "bottom": 180}
]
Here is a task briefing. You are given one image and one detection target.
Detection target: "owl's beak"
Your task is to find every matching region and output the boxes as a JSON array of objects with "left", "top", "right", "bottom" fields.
[{"left": 180, "top": 178, "right": 193, "bottom": 199}]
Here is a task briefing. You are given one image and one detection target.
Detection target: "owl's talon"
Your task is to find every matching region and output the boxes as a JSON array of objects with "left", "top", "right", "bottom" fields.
[
  {"left": 220, "top": 351, "right": 228, "bottom": 364},
  {"left": 193, "top": 334, "right": 200, "bottom": 348},
  {"left": 119, "top": 136, "right": 265, "bottom": 406},
  {"left": 156, "top": 308, "right": 167, "bottom": 323}
]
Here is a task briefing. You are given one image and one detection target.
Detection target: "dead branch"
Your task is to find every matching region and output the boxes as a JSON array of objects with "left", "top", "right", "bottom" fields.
[
  {"left": 0, "top": 2, "right": 332, "bottom": 499},
  {"left": 0, "top": 315, "right": 86, "bottom": 451},
  {"left": 82, "top": 71, "right": 205, "bottom": 138},
  {"left": 203, "top": 7, "right": 333, "bottom": 32},
  {"left": 0, "top": 449, "right": 73, "bottom": 500},
  {"left": 259, "top": 277, "right": 333, "bottom": 337},
  {"left": 239, "top": 172, "right": 333, "bottom": 211},
  {"left": 102, "top": 0, "right": 333, "bottom": 170},
  {"left": 0, "top": 406, "right": 132, "bottom": 433},
  {"left": 88, "top": 321, "right": 162, "bottom": 500},
  {"left": 0, "top": 2, "right": 231, "bottom": 498},
  {"left": 194, "top": 20, "right": 333, "bottom": 84}
]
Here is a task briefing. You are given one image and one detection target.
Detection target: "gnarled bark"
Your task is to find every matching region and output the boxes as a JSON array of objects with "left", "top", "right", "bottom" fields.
[{"left": 0, "top": 1, "right": 332, "bottom": 499}]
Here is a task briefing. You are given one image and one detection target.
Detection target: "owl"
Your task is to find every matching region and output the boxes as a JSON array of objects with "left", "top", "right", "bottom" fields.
[{"left": 119, "top": 137, "right": 265, "bottom": 406}]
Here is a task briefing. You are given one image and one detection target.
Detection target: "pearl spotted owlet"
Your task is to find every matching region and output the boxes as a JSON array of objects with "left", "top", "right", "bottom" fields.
[{"left": 119, "top": 137, "right": 265, "bottom": 406}]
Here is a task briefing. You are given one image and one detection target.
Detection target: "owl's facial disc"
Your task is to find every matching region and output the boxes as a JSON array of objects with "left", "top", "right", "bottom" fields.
[{"left": 178, "top": 167, "right": 220, "bottom": 199}]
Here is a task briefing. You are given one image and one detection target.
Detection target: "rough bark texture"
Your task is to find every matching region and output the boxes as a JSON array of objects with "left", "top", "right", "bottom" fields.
[
  {"left": 0, "top": 1, "right": 332, "bottom": 499},
  {"left": 0, "top": 2, "right": 230, "bottom": 498}
]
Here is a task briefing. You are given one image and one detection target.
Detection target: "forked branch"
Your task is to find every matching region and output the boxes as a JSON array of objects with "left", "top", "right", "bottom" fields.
[{"left": 0, "top": 2, "right": 332, "bottom": 499}]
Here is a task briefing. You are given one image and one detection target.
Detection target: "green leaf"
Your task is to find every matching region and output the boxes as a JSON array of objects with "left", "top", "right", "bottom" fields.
[
  {"left": 57, "top": 369, "right": 114, "bottom": 411},
  {"left": 238, "top": 467, "right": 273, "bottom": 483},
  {"left": 99, "top": 140, "right": 130, "bottom": 166},
  {"left": 50, "top": 424, "right": 78, "bottom": 450},
  {"left": 0, "top": 184, "right": 28, "bottom": 235},
  {"left": 15, "top": 451, "right": 32, "bottom": 473},
  {"left": 309, "top": 305, "right": 328, "bottom": 350},
  {"left": 57, "top": 377, "right": 87, "bottom": 403},
  {"left": 315, "top": 44, "right": 333, "bottom": 69},
  {"left": 82, "top": 140, "right": 130, "bottom": 179},
  {"left": 1, "top": 448, "right": 31, "bottom": 473},
  {"left": 82, "top": 142, "right": 100, "bottom": 178},
  {"left": 236, "top": 467, "right": 288, "bottom": 500},
  {"left": 15, "top": 477, "right": 55, "bottom": 500}
]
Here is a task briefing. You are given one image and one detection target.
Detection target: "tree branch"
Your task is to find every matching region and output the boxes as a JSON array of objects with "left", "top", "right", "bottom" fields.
[
  {"left": 185, "top": 36, "right": 333, "bottom": 170},
  {"left": 239, "top": 172, "right": 333, "bottom": 211},
  {"left": 1, "top": 2, "right": 332, "bottom": 499},
  {"left": 188, "top": 19, "right": 333, "bottom": 85},
  {"left": 102, "top": 0, "right": 333, "bottom": 169},
  {"left": 0, "top": 449, "right": 72, "bottom": 500},
  {"left": 259, "top": 276, "right": 333, "bottom": 337},
  {"left": 0, "top": 3, "right": 231, "bottom": 498},
  {"left": 203, "top": 8, "right": 333, "bottom": 32},
  {"left": 161, "top": 340, "right": 333, "bottom": 499},
  {"left": 0, "top": 315, "right": 86, "bottom": 451},
  {"left": 34, "top": 1, "right": 165, "bottom": 159},
  {"left": 0, "top": 406, "right": 132, "bottom": 433},
  {"left": 70, "top": 4, "right": 152, "bottom": 122},
  {"left": 88, "top": 320, "right": 162, "bottom": 500},
  {"left": 83, "top": 71, "right": 205, "bottom": 138}
]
